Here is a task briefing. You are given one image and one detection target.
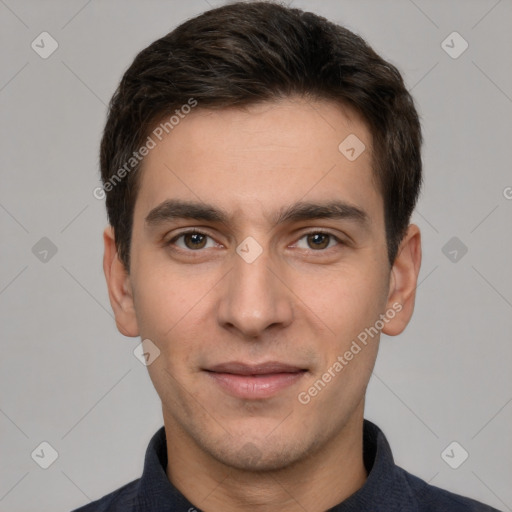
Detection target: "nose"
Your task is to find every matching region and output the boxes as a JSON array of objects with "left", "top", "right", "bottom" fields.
[{"left": 216, "top": 243, "right": 294, "bottom": 339}]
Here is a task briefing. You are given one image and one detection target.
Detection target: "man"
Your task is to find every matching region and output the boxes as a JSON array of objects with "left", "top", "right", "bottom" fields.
[{"left": 73, "top": 2, "right": 501, "bottom": 511}]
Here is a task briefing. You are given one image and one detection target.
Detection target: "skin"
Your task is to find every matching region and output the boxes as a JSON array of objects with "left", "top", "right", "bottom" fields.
[{"left": 103, "top": 97, "right": 421, "bottom": 512}]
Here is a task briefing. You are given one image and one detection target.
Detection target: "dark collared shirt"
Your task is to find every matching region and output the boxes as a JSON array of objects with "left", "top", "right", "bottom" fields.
[{"left": 71, "top": 419, "right": 501, "bottom": 511}]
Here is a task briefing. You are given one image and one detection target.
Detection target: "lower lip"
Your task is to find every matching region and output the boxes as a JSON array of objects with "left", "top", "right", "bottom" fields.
[{"left": 206, "top": 371, "right": 306, "bottom": 399}]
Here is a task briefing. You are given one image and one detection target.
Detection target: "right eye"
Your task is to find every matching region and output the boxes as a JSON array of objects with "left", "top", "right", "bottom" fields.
[{"left": 165, "top": 229, "right": 220, "bottom": 252}]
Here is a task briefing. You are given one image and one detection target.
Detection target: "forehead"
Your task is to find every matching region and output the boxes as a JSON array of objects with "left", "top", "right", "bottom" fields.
[{"left": 134, "top": 97, "right": 382, "bottom": 229}]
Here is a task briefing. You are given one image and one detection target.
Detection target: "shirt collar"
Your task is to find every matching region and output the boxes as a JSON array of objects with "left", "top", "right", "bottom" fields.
[
  {"left": 328, "top": 419, "right": 414, "bottom": 511},
  {"left": 135, "top": 419, "right": 412, "bottom": 511}
]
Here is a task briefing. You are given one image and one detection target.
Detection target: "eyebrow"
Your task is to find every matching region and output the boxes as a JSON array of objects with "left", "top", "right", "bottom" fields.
[{"left": 145, "top": 199, "right": 370, "bottom": 229}]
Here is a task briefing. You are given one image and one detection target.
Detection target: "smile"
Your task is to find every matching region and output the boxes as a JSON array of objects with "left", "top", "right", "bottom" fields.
[{"left": 204, "top": 361, "right": 307, "bottom": 399}]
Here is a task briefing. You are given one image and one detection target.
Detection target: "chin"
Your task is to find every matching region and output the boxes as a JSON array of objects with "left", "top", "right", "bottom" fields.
[
  {"left": 203, "top": 431, "right": 315, "bottom": 473},
  {"left": 221, "top": 445, "right": 302, "bottom": 472}
]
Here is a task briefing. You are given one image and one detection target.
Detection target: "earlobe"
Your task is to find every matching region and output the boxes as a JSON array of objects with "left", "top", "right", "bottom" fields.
[
  {"left": 382, "top": 224, "right": 422, "bottom": 337},
  {"left": 103, "top": 226, "right": 140, "bottom": 337}
]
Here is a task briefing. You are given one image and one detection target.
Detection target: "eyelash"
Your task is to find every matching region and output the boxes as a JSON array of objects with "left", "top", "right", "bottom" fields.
[{"left": 165, "top": 229, "right": 344, "bottom": 254}]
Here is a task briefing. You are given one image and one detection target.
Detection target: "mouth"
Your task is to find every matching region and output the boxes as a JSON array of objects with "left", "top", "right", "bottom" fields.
[{"left": 204, "top": 361, "right": 307, "bottom": 399}]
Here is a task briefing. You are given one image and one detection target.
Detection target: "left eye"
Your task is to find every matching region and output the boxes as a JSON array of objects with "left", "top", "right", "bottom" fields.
[{"left": 294, "top": 232, "right": 341, "bottom": 251}]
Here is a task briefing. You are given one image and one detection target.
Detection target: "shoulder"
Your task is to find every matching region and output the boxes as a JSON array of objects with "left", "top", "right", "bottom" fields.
[
  {"left": 69, "top": 478, "right": 140, "bottom": 512},
  {"left": 399, "top": 467, "right": 502, "bottom": 511}
]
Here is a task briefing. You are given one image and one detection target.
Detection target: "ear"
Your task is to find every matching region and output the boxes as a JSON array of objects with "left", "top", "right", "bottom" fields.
[
  {"left": 103, "top": 226, "right": 139, "bottom": 337},
  {"left": 382, "top": 224, "right": 422, "bottom": 336}
]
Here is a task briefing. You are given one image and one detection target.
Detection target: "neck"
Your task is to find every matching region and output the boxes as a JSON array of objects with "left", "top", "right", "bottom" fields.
[{"left": 164, "top": 406, "right": 368, "bottom": 512}]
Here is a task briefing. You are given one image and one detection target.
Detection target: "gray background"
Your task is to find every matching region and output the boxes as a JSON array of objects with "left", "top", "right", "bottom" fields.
[{"left": 1, "top": 0, "right": 511, "bottom": 511}]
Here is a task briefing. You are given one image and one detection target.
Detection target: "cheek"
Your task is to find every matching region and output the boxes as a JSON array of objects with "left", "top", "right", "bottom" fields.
[
  {"left": 131, "top": 274, "right": 185, "bottom": 352},
  {"left": 131, "top": 265, "right": 215, "bottom": 366},
  {"left": 299, "top": 273, "right": 385, "bottom": 408},
  {"left": 307, "top": 266, "right": 388, "bottom": 341}
]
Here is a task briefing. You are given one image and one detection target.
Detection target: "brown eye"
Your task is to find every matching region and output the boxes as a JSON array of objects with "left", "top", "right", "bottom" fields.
[
  {"left": 306, "top": 233, "right": 331, "bottom": 250},
  {"left": 182, "top": 232, "right": 207, "bottom": 250},
  {"left": 167, "top": 230, "right": 216, "bottom": 251},
  {"left": 291, "top": 231, "right": 344, "bottom": 253}
]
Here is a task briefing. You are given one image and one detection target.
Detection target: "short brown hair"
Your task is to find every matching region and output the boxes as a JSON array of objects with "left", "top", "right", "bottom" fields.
[{"left": 100, "top": 1, "right": 422, "bottom": 271}]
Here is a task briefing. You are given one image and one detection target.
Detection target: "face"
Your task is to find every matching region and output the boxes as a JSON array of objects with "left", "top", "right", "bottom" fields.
[{"left": 105, "top": 97, "right": 420, "bottom": 472}]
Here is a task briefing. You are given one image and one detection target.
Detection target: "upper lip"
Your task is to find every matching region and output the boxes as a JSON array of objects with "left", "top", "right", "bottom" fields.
[{"left": 206, "top": 361, "right": 306, "bottom": 375}]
